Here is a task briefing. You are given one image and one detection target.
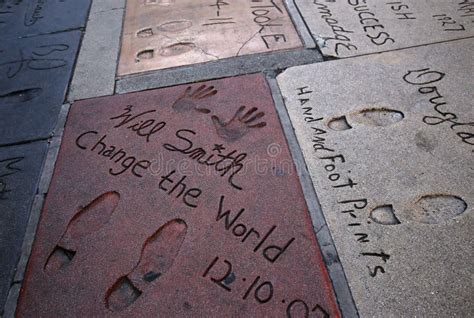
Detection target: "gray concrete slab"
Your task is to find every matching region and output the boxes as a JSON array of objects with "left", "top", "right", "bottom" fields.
[
  {"left": 295, "top": 0, "right": 474, "bottom": 57},
  {"left": 277, "top": 39, "right": 474, "bottom": 316},
  {"left": 89, "top": 0, "right": 125, "bottom": 14},
  {"left": 0, "top": 142, "right": 47, "bottom": 314},
  {"left": 0, "top": 31, "right": 81, "bottom": 146},
  {"left": 116, "top": 48, "right": 322, "bottom": 94},
  {"left": 267, "top": 75, "right": 358, "bottom": 317},
  {"left": 2, "top": 282, "right": 20, "bottom": 318},
  {"left": 68, "top": 2, "right": 124, "bottom": 101},
  {"left": 0, "top": 0, "right": 91, "bottom": 40}
]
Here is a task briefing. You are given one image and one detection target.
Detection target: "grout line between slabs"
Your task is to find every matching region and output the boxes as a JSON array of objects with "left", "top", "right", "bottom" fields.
[
  {"left": 3, "top": 103, "right": 71, "bottom": 317},
  {"left": 2, "top": 283, "right": 20, "bottom": 318},
  {"left": 113, "top": 0, "right": 127, "bottom": 95},
  {"left": 3, "top": 195, "right": 44, "bottom": 318},
  {"left": 319, "top": 35, "right": 474, "bottom": 61},
  {"left": 266, "top": 74, "right": 359, "bottom": 318},
  {"left": 69, "top": 0, "right": 125, "bottom": 102}
]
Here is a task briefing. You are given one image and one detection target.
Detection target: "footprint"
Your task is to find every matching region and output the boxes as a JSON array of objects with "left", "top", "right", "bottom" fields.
[
  {"left": 369, "top": 205, "right": 401, "bottom": 225},
  {"left": 136, "top": 28, "right": 154, "bottom": 38},
  {"left": 328, "top": 108, "right": 404, "bottom": 131},
  {"left": 136, "top": 21, "right": 192, "bottom": 38},
  {"left": 159, "top": 42, "right": 195, "bottom": 57},
  {"left": 136, "top": 49, "right": 154, "bottom": 62},
  {"left": 411, "top": 194, "right": 468, "bottom": 224},
  {"left": 44, "top": 192, "right": 120, "bottom": 273},
  {"left": 157, "top": 20, "right": 193, "bottom": 33},
  {"left": 0, "top": 88, "right": 42, "bottom": 104},
  {"left": 135, "top": 42, "right": 195, "bottom": 62},
  {"left": 105, "top": 219, "right": 187, "bottom": 312},
  {"left": 352, "top": 108, "right": 404, "bottom": 127},
  {"left": 327, "top": 116, "right": 352, "bottom": 131}
]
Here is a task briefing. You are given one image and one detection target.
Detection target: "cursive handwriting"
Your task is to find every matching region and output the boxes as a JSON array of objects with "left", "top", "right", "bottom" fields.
[{"left": 403, "top": 68, "right": 473, "bottom": 146}]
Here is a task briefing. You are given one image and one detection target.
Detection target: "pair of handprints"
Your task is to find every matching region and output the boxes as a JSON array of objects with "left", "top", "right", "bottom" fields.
[{"left": 172, "top": 84, "right": 267, "bottom": 142}]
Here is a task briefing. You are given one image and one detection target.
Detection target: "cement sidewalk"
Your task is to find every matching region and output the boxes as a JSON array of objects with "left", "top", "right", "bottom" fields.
[{"left": 0, "top": 0, "right": 472, "bottom": 317}]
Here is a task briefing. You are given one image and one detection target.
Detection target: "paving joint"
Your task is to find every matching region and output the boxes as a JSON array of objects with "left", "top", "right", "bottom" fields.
[
  {"left": 266, "top": 74, "right": 359, "bottom": 318},
  {"left": 2, "top": 283, "right": 20, "bottom": 318},
  {"left": 3, "top": 0, "right": 473, "bottom": 316},
  {"left": 284, "top": 0, "right": 316, "bottom": 49},
  {"left": 116, "top": 48, "right": 323, "bottom": 94},
  {"left": 68, "top": 0, "right": 124, "bottom": 102}
]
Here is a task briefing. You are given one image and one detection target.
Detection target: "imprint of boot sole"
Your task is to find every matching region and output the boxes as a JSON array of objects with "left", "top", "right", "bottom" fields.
[
  {"left": 136, "top": 49, "right": 154, "bottom": 62},
  {"left": 328, "top": 115, "right": 352, "bottom": 131},
  {"left": 136, "top": 22, "right": 194, "bottom": 38},
  {"left": 157, "top": 20, "right": 193, "bottom": 32},
  {"left": 159, "top": 42, "right": 195, "bottom": 57},
  {"left": 328, "top": 108, "right": 404, "bottom": 131},
  {"left": 105, "top": 219, "right": 187, "bottom": 312},
  {"left": 0, "top": 88, "right": 42, "bottom": 104},
  {"left": 411, "top": 194, "right": 468, "bottom": 224},
  {"left": 369, "top": 205, "right": 401, "bottom": 225},
  {"left": 44, "top": 191, "right": 120, "bottom": 272},
  {"left": 351, "top": 108, "right": 404, "bottom": 127},
  {"left": 105, "top": 277, "right": 142, "bottom": 312}
]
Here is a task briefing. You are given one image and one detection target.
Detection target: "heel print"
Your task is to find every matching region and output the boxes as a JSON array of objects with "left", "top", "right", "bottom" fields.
[
  {"left": 44, "top": 191, "right": 120, "bottom": 272},
  {"left": 105, "top": 219, "right": 187, "bottom": 312}
]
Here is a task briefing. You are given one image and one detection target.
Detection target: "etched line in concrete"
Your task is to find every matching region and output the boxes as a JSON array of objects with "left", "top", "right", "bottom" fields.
[
  {"left": 266, "top": 74, "right": 359, "bottom": 318},
  {"left": 277, "top": 38, "right": 473, "bottom": 317},
  {"left": 118, "top": 0, "right": 302, "bottom": 75},
  {"left": 0, "top": 32, "right": 82, "bottom": 145},
  {"left": 0, "top": 0, "right": 91, "bottom": 40},
  {"left": 294, "top": 0, "right": 474, "bottom": 57},
  {"left": 18, "top": 74, "right": 341, "bottom": 317}
]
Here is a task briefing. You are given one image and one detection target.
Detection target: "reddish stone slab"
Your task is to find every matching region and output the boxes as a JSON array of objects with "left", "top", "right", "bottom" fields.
[
  {"left": 17, "top": 74, "right": 339, "bottom": 317},
  {"left": 118, "top": 0, "right": 302, "bottom": 75}
]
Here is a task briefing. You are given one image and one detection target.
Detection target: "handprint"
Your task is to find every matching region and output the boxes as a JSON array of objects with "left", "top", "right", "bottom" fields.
[
  {"left": 212, "top": 106, "right": 267, "bottom": 142},
  {"left": 172, "top": 84, "right": 217, "bottom": 113}
]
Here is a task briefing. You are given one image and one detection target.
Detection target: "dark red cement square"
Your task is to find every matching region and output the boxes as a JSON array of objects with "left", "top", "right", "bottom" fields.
[{"left": 18, "top": 74, "right": 340, "bottom": 317}]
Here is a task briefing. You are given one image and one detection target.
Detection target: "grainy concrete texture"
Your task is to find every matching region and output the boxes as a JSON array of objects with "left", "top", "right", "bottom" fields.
[
  {"left": 296, "top": 0, "right": 474, "bottom": 57},
  {"left": 118, "top": 0, "right": 302, "bottom": 75},
  {"left": 18, "top": 74, "right": 340, "bottom": 317},
  {"left": 277, "top": 38, "right": 474, "bottom": 317},
  {"left": 116, "top": 49, "right": 323, "bottom": 93},
  {"left": 4, "top": 0, "right": 473, "bottom": 316},
  {"left": 68, "top": 1, "right": 125, "bottom": 101},
  {"left": 0, "top": 0, "right": 91, "bottom": 40},
  {"left": 0, "top": 32, "right": 81, "bottom": 146}
]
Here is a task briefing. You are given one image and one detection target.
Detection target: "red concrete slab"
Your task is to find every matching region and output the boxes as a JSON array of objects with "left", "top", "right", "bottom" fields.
[{"left": 17, "top": 74, "right": 340, "bottom": 317}]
